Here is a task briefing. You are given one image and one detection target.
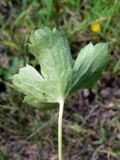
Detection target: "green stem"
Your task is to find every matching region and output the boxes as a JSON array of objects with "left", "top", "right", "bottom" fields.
[{"left": 58, "top": 99, "right": 64, "bottom": 160}]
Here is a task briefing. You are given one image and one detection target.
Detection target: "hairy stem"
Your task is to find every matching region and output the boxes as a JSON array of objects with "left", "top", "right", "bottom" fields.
[{"left": 58, "top": 99, "right": 64, "bottom": 160}]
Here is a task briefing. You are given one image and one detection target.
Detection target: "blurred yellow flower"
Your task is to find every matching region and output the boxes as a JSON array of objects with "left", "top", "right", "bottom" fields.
[{"left": 90, "top": 22, "right": 101, "bottom": 33}]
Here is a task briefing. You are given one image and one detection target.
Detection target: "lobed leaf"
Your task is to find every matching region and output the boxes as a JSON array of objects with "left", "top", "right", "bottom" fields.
[{"left": 12, "top": 27, "right": 109, "bottom": 111}]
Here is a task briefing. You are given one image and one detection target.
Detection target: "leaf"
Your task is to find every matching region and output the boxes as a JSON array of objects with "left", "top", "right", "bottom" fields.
[
  {"left": 12, "top": 27, "right": 109, "bottom": 111},
  {"left": 70, "top": 42, "right": 109, "bottom": 94},
  {"left": 29, "top": 27, "right": 73, "bottom": 98},
  {"left": 12, "top": 64, "right": 56, "bottom": 102},
  {"left": 113, "top": 59, "right": 120, "bottom": 74},
  {"left": 12, "top": 27, "right": 73, "bottom": 110},
  {"left": 24, "top": 96, "right": 58, "bottom": 111}
]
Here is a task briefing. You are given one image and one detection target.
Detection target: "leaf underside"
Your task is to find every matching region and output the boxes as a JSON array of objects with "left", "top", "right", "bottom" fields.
[{"left": 12, "top": 27, "right": 109, "bottom": 111}]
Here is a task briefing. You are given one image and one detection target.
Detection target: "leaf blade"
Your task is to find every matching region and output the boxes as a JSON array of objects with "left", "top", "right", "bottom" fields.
[
  {"left": 28, "top": 27, "right": 73, "bottom": 99},
  {"left": 12, "top": 64, "right": 58, "bottom": 103},
  {"left": 70, "top": 43, "right": 109, "bottom": 94}
]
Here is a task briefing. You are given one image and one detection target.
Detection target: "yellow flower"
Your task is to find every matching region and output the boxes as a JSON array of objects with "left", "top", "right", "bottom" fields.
[{"left": 90, "top": 22, "right": 101, "bottom": 33}]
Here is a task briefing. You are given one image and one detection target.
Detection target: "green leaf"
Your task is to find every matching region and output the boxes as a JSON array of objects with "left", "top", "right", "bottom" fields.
[
  {"left": 24, "top": 96, "right": 58, "bottom": 111},
  {"left": 12, "top": 27, "right": 73, "bottom": 110},
  {"left": 29, "top": 27, "right": 73, "bottom": 98},
  {"left": 113, "top": 59, "right": 120, "bottom": 74},
  {"left": 70, "top": 42, "right": 109, "bottom": 94},
  {"left": 12, "top": 27, "right": 109, "bottom": 111}
]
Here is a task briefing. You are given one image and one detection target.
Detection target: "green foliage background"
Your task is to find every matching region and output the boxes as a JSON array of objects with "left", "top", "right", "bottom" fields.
[{"left": 0, "top": 0, "right": 120, "bottom": 159}]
